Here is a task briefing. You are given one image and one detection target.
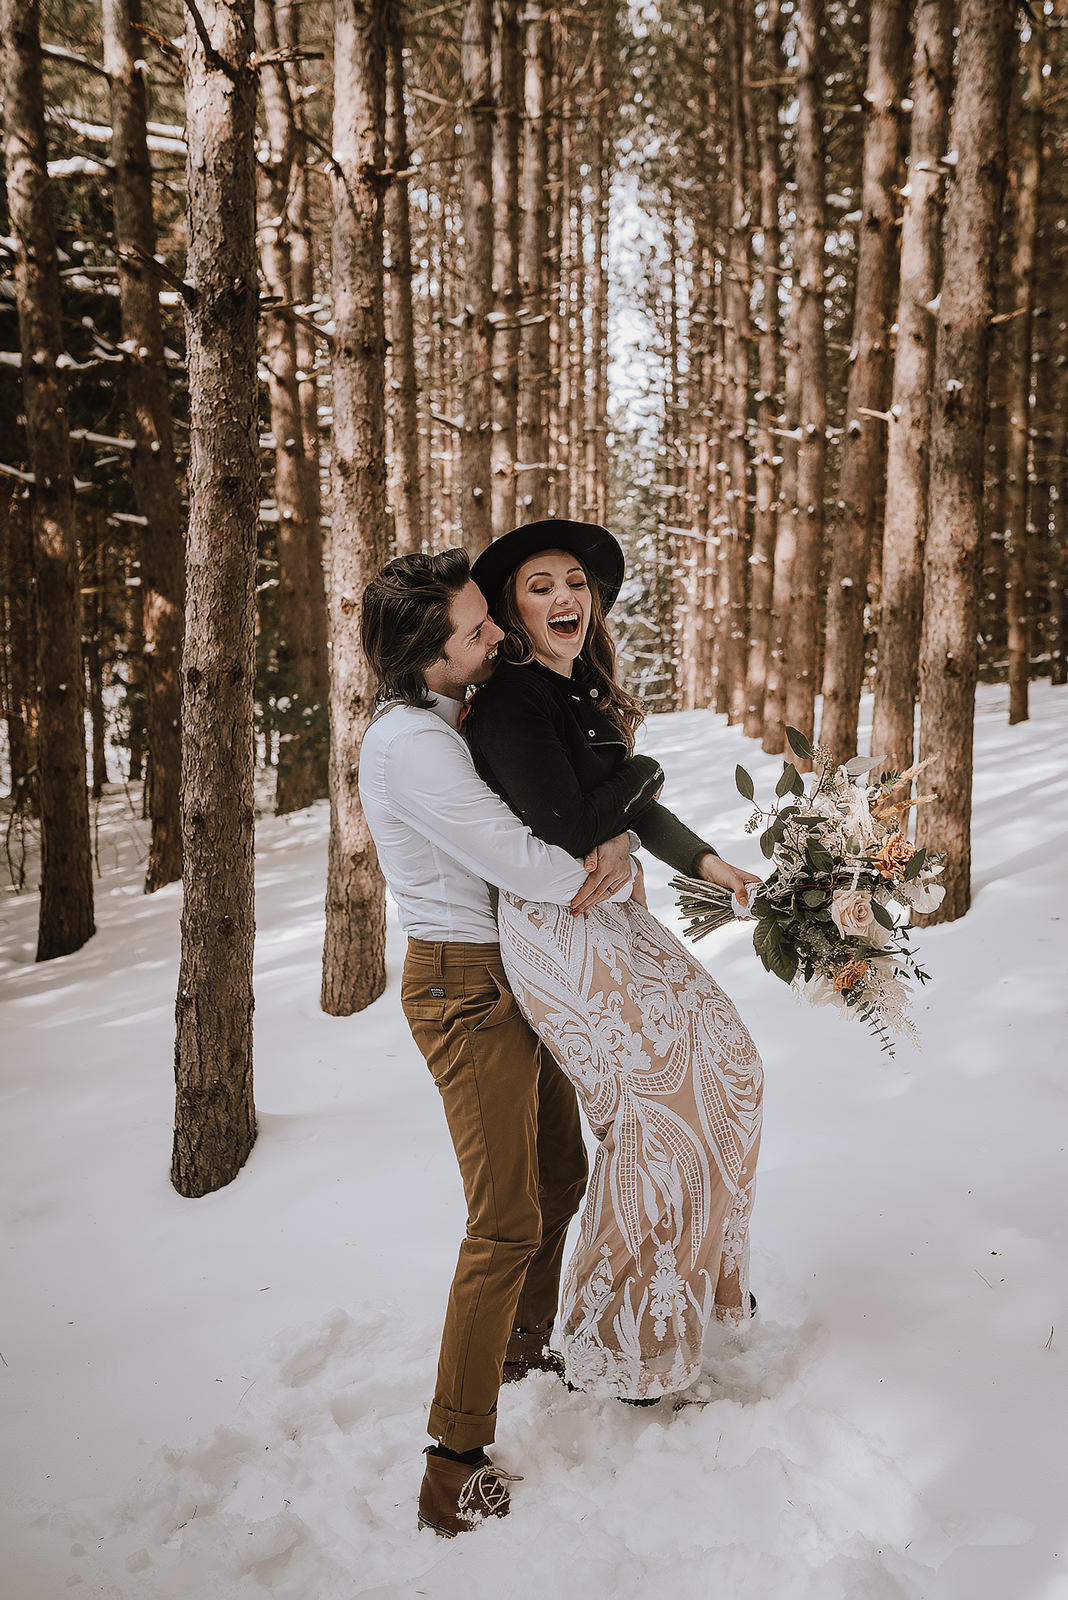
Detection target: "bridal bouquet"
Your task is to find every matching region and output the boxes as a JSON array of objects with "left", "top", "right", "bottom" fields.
[{"left": 672, "top": 728, "right": 945, "bottom": 1054}]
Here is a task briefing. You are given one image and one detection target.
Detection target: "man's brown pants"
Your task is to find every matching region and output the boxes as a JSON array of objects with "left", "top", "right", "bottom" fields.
[{"left": 402, "top": 938, "right": 587, "bottom": 1453}]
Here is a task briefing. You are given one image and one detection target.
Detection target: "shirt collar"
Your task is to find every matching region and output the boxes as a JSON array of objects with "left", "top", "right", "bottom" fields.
[{"left": 427, "top": 693, "right": 465, "bottom": 730}]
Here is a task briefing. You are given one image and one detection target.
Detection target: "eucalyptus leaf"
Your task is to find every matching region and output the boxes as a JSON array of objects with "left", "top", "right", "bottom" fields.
[
  {"left": 735, "top": 765, "right": 755, "bottom": 802},
  {"left": 870, "top": 899, "right": 896, "bottom": 930},
  {"left": 759, "top": 827, "right": 776, "bottom": 860},
  {"left": 788, "top": 764, "right": 805, "bottom": 797},
  {"left": 786, "top": 726, "right": 813, "bottom": 761},
  {"left": 802, "top": 888, "right": 826, "bottom": 907},
  {"left": 903, "top": 845, "right": 927, "bottom": 881},
  {"left": 775, "top": 765, "right": 794, "bottom": 798},
  {"left": 843, "top": 754, "right": 884, "bottom": 778}
]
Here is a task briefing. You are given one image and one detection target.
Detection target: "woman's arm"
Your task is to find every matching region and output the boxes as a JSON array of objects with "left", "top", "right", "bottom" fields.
[{"left": 631, "top": 799, "right": 717, "bottom": 877}]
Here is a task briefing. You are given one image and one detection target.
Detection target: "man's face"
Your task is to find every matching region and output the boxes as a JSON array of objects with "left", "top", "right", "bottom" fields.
[{"left": 424, "top": 580, "right": 505, "bottom": 700}]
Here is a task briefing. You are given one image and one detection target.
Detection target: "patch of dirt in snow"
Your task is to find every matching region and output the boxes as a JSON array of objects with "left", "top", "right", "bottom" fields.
[{"left": 65, "top": 1306, "right": 942, "bottom": 1600}]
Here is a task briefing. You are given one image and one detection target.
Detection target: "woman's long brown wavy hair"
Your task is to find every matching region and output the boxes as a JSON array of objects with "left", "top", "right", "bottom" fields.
[{"left": 494, "top": 555, "right": 645, "bottom": 753}]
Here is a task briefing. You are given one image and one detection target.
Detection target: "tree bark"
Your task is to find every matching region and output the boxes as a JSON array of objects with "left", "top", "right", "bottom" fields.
[
  {"left": 915, "top": 0, "right": 1015, "bottom": 924},
  {"left": 722, "top": 0, "right": 751, "bottom": 726},
  {"left": 782, "top": 0, "right": 827, "bottom": 761},
  {"left": 385, "top": 0, "right": 423, "bottom": 555},
  {"left": 870, "top": 0, "right": 953, "bottom": 769},
  {"left": 322, "top": 0, "right": 389, "bottom": 1017},
  {"left": 517, "top": 0, "right": 551, "bottom": 522},
  {"left": 491, "top": 0, "right": 521, "bottom": 537},
  {"left": 0, "top": 486, "right": 38, "bottom": 813},
  {"left": 461, "top": 0, "right": 494, "bottom": 552},
  {"left": 586, "top": 37, "right": 609, "bottom": 524},
  {"left": 819, "top": 0, "right": 908, "bottom": 764},
  {"left": 743, "top": 0, "right": 782, "bottom": 739},
  {"left": 85, "top": 525, "right": 111, "bottom": 798},
  {"left": 2, "top": 0, "right": 95, "bottom": 960},
  {"left": 173, "top": 0, "right": 259, "bottom": 1196},
  {"left": 1005, "top": 22, "right": 1044, "bottom": 726},
  {"left": 103, "top": 0, "right": 185, "bottom": 888},
  {"left": 277, "top": 0, "right": 323, "bottom": 543},
  {"left": 763, "top": 329, "right": 801, "bottom": 753},
  {"left": 254, "top": 0, "right": 328, "bottom": 815}
]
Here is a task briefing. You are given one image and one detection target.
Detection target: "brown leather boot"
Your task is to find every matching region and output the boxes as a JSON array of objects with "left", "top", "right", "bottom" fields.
[
  {"left": 501, "top": 1325, "right": 565, "bottom": 1384},
  {"left": 417, "top": 1449, "right": 521, "bottom": 1537}
]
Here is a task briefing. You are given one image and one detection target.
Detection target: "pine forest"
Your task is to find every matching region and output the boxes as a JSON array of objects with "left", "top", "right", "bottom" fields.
[{"left": 1, "top": 0, "right": 1066, "bottom": 1193}]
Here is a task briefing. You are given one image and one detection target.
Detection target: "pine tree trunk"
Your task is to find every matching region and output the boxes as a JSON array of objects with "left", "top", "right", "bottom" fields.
[
  {"left": 517, "top": 0, "right": 550, "bottom": 522},
  {"left": 819, "top": 0, "right": 908, "bottom": 764},
  {"left": 385, "top": 0, "right": 423, "bottom": 555},
  {"left": 915, "top": 0, "right": 1015, "bottom": 924},
  {"left": 2, "top": 0, "right": 95, "bottom": 960},
  {"left": 569, "top": 140, "right": 586, "bottom": 522},
  {"left": 763, "top": 331, "right": 801, "bottom": 753},
  {"left": 783, "top": 0, "right": 827, "bottom": 761},
  {"left": 322, "top": 0, "right": 388, "bottom": 1017},
  {"left": 1047, "top": 78, "right": 1068, "bottom": 689},
  {"left": 1, "top": 486, "right": 38, "bottom": 812},
  {"left": 277, "top": 0, "right": 325, "bottom": 576},
  {"left": 1005, "top": 23, "right": 1044, "bottom": 726},
  {"left": 86, "top": 526, "right": 111, "bottom": 797},
  {"left": 587, "top": 38, "right": 609, "bottom": 523},
  {"left": 722, "top": 0, "right": 751, "bottom": 726},
  {"left": 103, "top": 0, "right": 185, "bottom": 889},
  {"left": 870, "top": 0, "right": 953, "bottom": 769},
  {"left": 743, "top": 0, "right": 783, "bottom": 739},
  {"left": 460, "top": 0, "right": 494, "bottom": 552},
  {"left": 125, "top": 570, "right": 145, "bottom": 784},
  {"left": 173, "top": 0, "right": 259, "bottom": 1197},
  {"left": 491, "top": 0, "right": 520, "bottom": 537},
  {"left": 254, "top": 0, "right": 327, "bottom": 815}
]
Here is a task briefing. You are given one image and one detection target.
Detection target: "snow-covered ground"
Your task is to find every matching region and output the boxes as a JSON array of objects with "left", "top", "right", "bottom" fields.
[{"left": 2, "top": 684, "right": 1066, "bottom": 1600}]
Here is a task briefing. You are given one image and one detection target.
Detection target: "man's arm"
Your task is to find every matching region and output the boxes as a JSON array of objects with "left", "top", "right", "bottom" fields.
[{"left": 386, "top": 722, "right": 633, "bottom": 907}]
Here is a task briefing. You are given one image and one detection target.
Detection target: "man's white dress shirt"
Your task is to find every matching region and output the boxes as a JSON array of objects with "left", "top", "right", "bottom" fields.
[{"left": 358, "top": 692, "right": 618, "bottom": 944}]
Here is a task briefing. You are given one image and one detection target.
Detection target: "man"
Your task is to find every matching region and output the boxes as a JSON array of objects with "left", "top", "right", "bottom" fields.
[{"left": 358, "top": 549, "right": 650, "bottom": 1537}]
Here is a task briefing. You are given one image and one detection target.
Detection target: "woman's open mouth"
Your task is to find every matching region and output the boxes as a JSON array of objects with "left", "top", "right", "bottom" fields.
[{"left": 548, "top": 612, "right": 581, "bottom": 638}]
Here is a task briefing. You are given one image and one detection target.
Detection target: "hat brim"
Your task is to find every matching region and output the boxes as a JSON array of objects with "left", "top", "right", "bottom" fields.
[{"left": 470, "top": 520, "right": 625, "bottom": 615}]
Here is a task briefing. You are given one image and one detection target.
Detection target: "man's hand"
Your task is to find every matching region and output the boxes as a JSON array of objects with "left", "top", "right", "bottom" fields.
[
  {"left": 692, "top": 851, "right": 764, "bottom": 919},
  {"left": 571, "top": 832, "right": 634, "bottom": 914}
]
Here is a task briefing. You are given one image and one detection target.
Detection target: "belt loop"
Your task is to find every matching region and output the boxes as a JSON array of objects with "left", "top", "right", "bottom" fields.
[{"left": 433, "top": 942, "right": 444, "bottom": 980}]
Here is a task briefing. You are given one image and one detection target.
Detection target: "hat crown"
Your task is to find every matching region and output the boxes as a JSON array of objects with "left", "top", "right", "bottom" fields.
[{"left": 470, "top": 519, "right": 624, "bottom": 614}]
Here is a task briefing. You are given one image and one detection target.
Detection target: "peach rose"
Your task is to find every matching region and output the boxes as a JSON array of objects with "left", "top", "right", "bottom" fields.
[
  {"left": 830, "top": 887, "right": 875, "bottom": 940},
  {"left": 876, "top": 831, "right": 914, "bottom": 881},
  {"left": 833, "top": 959, "right": 869, "bottom": 993}
]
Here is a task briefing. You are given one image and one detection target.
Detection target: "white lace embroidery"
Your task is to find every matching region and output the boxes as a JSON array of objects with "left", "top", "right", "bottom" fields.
[{"left": 498, "top": 896, "right": 763, "bottom": 1400}]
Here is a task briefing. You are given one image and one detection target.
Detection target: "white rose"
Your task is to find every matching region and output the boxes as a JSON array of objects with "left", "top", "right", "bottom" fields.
[
  {"left": 830, "top": 888, "right": 875, "bottom": 940},
  {"left": 806, "top": 976, "right": 854, "bottom": 1016}
]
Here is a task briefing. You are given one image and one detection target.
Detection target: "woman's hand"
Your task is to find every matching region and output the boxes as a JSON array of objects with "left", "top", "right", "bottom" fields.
[{"left": 692, "top": 851, "right": 763, "bottom": 918}]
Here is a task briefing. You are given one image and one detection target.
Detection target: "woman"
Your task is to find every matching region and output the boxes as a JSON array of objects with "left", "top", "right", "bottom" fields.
[{"left": 465, "top": 520, "right": 764, "bottom": 1403}]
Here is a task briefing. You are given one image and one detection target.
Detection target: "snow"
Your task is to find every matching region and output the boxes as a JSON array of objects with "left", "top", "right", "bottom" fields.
[{"left": 2, "top": 683, "right": 1066, "bottom": 1599}]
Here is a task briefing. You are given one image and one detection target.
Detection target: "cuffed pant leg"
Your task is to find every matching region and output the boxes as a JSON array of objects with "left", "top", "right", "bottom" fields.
[
  {"left": 510, "top": 1043, "right": 587, "bottom": 1347},
  {"left": 402, "top": 941, "right": 544, "bottom": 1454}
]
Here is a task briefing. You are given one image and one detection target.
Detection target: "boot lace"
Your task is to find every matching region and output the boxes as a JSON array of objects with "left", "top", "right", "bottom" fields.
[{"left": 457, "top": 1462, "right": 523, "bottom": 1517}]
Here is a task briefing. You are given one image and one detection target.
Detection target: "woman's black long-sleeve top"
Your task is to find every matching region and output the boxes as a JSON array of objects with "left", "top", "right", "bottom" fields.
[{"left": 463, "top": 658, "right": 716, "bottom": 876}]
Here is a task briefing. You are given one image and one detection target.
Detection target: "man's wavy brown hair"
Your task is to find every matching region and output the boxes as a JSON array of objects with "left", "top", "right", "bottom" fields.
[
  {"left": 361, "top": 548, "right": 471, "bottom": 707},
  {"left": 494, "top": 555, "right": 644, "bottom": 752}
]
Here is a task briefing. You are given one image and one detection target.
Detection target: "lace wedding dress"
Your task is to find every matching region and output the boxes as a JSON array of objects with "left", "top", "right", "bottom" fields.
[{"left": 498, "top": 892, "right": 763, "bottom": 1401}]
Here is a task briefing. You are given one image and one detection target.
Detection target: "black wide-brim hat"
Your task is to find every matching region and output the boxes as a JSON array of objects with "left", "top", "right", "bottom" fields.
[{"left": 470, "top": 520, "right": 625, "bottom": 615}]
